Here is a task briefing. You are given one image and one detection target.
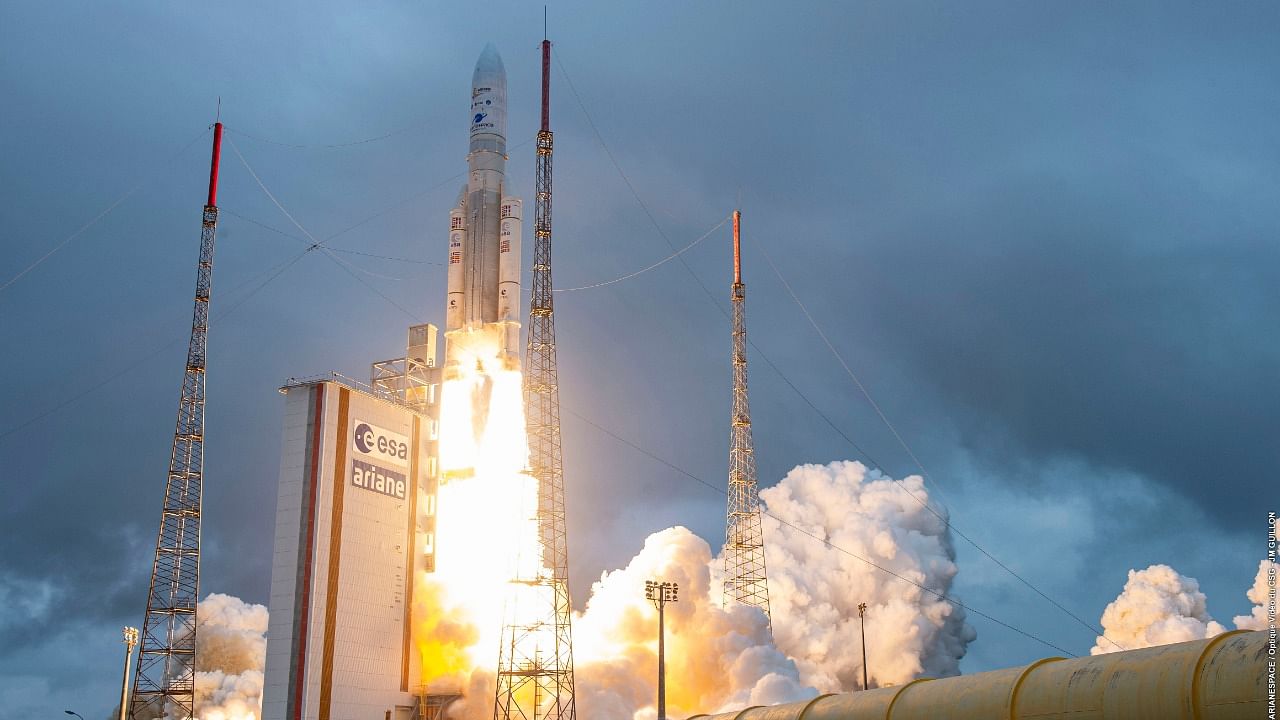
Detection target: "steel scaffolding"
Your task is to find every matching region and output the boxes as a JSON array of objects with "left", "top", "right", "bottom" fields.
[
  {"left": 494, "top": 38, "right": 576, "bottom": 720},
  {"left": 131, "top": 122, "right": 222, "bottom": 720},
  {"left": 723, "top": 210, "right": 772, "bottom": 622}
]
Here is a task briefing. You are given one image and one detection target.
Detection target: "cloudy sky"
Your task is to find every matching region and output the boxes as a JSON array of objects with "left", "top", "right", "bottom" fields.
[{"left": 1, "top": 1, "right": 1276, "bottom": 717}]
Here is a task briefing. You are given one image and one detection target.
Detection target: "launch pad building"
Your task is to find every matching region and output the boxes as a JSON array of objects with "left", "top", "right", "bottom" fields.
[
  {"left": 262, "top": 327, "right": 442, "bottom": 720},
  {"left": 261, "top": 41, "right": 547, "bottom": 720}
]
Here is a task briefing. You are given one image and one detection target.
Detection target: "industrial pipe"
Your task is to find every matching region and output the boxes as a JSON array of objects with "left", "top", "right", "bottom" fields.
[{"left": 688, "top": 630, "right": 1268, "bottom": 720}]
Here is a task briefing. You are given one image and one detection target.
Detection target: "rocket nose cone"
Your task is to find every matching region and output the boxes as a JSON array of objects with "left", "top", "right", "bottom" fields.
[
  {"left": 470, "top": 43, "right": 507, "bottom": 143},
  {"left": 473, "top": 43, "right": 506, "bottom": 84}
]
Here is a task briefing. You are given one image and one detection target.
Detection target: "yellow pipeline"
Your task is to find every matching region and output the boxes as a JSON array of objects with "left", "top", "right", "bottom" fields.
[{"left": 689, "top": 630, "right": 1268, "bottom": 720}]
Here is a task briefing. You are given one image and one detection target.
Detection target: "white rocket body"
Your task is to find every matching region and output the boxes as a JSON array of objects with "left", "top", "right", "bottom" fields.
[{"left": 445, "top": 44, "right": 521, "bottom": 374}]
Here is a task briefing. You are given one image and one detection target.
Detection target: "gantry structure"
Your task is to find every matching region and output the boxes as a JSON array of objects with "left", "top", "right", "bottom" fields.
[
  {"left": 131, "top": 122, "right": 223, "bottom": 720},
  {"left": 494, "top": 38, "right": 576, "bottom": 720},
  {"left": 722, "top": 210, "right": 772, "bottom": 622}
]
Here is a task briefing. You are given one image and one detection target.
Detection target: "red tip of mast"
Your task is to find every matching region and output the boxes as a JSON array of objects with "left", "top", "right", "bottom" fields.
[
  {"left": 733, "top": 210, "right": 742, "bottom": 285},
  {"left": 540, "top": 40, "right": 551, "bottom": 132},
  {"left": 207, "top": 122, "right": 223, "bottom": 207}
]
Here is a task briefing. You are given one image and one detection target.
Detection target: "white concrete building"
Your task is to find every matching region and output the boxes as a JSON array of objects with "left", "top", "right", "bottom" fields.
[{"left": 262, "top": 372, "right": 439, "bottom": 720}]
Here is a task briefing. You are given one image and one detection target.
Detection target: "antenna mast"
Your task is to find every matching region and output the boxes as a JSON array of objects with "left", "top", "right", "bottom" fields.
[
  {"left": 494, "top": 36, "right": 577, "bottom": 720},
  {"left": 723, "top": 210, "right": 772, "bottom": 622},
  {"left": 130, "top": 122, "right": 222, "bottom": 720}
]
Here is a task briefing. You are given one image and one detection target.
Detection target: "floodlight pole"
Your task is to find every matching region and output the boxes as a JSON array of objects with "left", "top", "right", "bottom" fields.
[
  {"left": 858, "top": 603, "right": 869, "bottom": 691},
  {"left": 119, "top": 627, "right": 139, "bottom": 720},
  {"left": 645, "top": 580, "right": 679, "bottom": 720},
  {"left": 657, "top": 584, "right": 673, "bottom": 720}
]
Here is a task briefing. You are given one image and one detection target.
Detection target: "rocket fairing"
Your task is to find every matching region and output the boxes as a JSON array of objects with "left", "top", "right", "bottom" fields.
[{"left": 446, "top": 43, "right": 523, "bottom": 374}]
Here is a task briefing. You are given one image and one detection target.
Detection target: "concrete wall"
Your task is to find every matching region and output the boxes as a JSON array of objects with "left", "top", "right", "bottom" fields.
[{"left": 263, "top": 381, "right": 432, "bottom": 720}]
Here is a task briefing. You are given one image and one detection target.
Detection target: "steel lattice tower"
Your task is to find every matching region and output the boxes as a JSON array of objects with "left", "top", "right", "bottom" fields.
[
  {"left": 723, "top": 210, "right": 771, "bottom": 621},
  {"left": 131, "top": 122, "right": 222, "bottom": 720},
  {"left": 494, "top": 39, "right": 576, "bottom": 720}
]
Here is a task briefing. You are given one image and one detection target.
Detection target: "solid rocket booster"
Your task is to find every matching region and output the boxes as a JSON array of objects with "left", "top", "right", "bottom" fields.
[{"left": 446, "top": 43, "right": 522, "bottom": 371}]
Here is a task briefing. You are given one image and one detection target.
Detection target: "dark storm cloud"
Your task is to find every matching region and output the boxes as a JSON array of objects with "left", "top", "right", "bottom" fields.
[
  {"left": 1, "top": 2, "right": 1275, "bottom": 715},
  {"left": 848, "top": 167, "right": 1278, "bottom": 527},
  {"left": 724, "top": 4, "right": 1280, "bottom": 528},
  {"left": 543, "top": 1, "right": 1279, "bottom": 533}
]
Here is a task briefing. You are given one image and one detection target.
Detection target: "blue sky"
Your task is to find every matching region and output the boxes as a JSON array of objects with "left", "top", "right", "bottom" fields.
[{"left": 1, "top": 2, "right": 1276, "bottom": 717}]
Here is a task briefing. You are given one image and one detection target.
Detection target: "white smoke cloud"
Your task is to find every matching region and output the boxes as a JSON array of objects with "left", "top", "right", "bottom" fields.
[
  {"left": 196, "top": 593, "right": 269, "bottom": 675},
  {"left": 155, "top": 481, "right": 1268, "bottom": 720},
  {"left": 443, "top": 460, "right": 981, "bottom": 719},
  {"left": 192, "top": 593, "right": 269, "bottom": 720},
  {"left": 758, "top": 461, "right": 975, "bottom": 690},
  {"left": 193, "top": 670, "right": 265, "bottom": 720},
  {"left": 1233, "top": 558, "right": 1278, "bottom": 631},
  {"left": 1091, "top": 564, "right": 1227, "bottom": 655},
  {"left": 442, "top": 527, "right": 814, "bottom": 720},
  {"left": 434, "top": 668, "right": 495, "bottom": 720},
  {"left": 573, "top": 526, "right": 814, "bottom": 719},
  {"left": 504, "top": 459, "right": 976, "bottom": 718},
  {"left": 189, "top": 461, "right": 980, "bottom": 720}
]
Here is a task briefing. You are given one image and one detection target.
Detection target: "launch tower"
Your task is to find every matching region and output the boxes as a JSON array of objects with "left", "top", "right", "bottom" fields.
[
  {"left": 130, "top": 122, "right": 223, "bottom": 720},
  {"left": 493, "top": 38, "right": 577, "bottom": 720},
  {"left": 261, "top": 371, "right": 437, "bottom": 720},
  {"left": 722, "top": 211, "right": 771, "bottom": 622}
]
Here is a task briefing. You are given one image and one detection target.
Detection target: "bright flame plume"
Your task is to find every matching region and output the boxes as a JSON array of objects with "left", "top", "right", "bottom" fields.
[{"left": 418, "top": 331, "right": 547, "bottom": 693}]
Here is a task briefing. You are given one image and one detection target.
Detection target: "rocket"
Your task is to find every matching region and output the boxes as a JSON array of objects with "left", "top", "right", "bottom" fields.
[{"left": 445, "top": 43, "right": 523, "bottom": 376}]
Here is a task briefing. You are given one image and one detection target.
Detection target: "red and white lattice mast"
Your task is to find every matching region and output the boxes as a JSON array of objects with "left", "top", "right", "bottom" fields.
[
  {"left": 723, "top": 210, "right": 772, "bottom": 623},
  {"left": 130, "top": 122, "right": 222, "bottom": 720},
  {"left": 493, "top": 36, "right": 577, "bottom": 720}
]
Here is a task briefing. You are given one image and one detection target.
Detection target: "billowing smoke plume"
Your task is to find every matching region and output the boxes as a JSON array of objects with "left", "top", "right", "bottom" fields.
[
  {"left": 193, "top": 593, "right": 269, "bottom": 720},
  {"left": 561, "top": 460, "right": 978, "bottom": 715},
  {"left": 1232, "top": 558, "right": 1278, "bottom": 631},
  {"left": 192, "top": 672, "right": 266, "bottom": 720},
  {"left": 758, "top": 461, "right": 975, "bottom": 690},
  {"left": 1091, "top": 565, "right": 1227, "bottom": 654},
  {"left": 573, "top": 526, "right": 814, "bottom": 718},
  {"left": 442, "top": 526, "right": 814, "bottom": 720},
  {"left": 1234, "top": 521, "right": 1278, "bottom": 632},
  {"left": 441, "top": 460, "right": 978, "bottom": 719},
  {"left": 161, "top": 485, "right": 1266, "bottom": 719}
]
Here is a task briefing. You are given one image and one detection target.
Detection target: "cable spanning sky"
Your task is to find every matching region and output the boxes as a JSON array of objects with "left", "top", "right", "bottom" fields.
[{"left": 0, "top": 2, "right": 1276, "bottom": 718}]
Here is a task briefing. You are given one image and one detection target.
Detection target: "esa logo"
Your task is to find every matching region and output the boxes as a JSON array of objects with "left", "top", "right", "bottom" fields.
[{"left": 353, "top": 420, "right": 409, "bottom": 467}]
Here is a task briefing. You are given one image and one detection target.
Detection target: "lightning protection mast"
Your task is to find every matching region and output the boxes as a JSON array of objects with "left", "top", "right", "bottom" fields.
[
  {"left": 130, "top": 121, "right": 222, "bottom": 720},
  {"left": 723, "top": 210, "right": 772, "bottom": 623},
  {"left": 494, "top": 36, "right": 576, "bottom": 720}
]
